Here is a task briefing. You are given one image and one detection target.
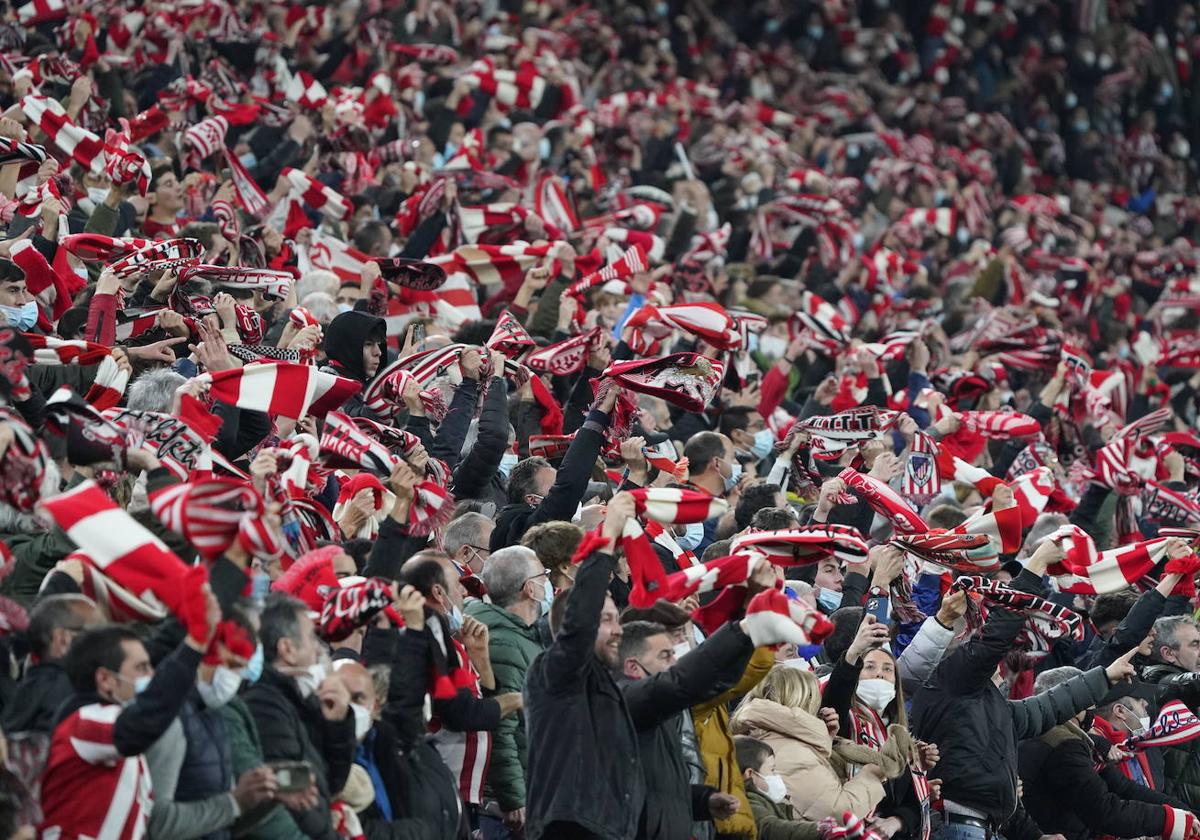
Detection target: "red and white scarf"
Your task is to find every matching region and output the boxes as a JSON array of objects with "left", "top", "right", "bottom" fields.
[
  {"left": 602, "top": 352, "right": 725, "bottom": 413},
  {"left": 205, "top": 362, "right": 361, "bottom": 421},
  {"left": 282, "top": 167, "right": 353, "bottom": 221},
  {"left": 1046, "top": 525, "right": 1173, "bottom": 594},
  {"left": 149, "top": 479, "right": 282, "bottom": 561}
]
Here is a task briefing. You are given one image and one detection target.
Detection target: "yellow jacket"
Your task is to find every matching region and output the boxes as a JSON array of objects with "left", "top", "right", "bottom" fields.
[{"left": 692, "top": 647, "right": 776, "bottom": 838}]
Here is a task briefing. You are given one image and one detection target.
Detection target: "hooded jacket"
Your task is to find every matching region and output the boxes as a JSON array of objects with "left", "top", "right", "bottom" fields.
[
  {"left": 320, "top": 311, "right": 388, "bottom": 420},
  {"left": 730, "top": 698, "right": 885, "bottom": 821}
]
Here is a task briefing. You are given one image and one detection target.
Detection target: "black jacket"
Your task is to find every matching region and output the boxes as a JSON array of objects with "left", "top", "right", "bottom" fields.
[
  {"left": 1141, "top": 661, "right": 1200, "bottom": 809},
  {"left": 1019, "top": 722, "right": 1175, "bottom": 840},
  {"left": 523, "top": 549, "right": 644, "bottom": 840},
  {"left": 175, "top": 695, "right": 236, "bottom": 840},
  {"left": 1078, "top": 588, "right": 1190, "bottom": 670},
  {"left": 242, "top": 666, "right": 357, "bottom": 840},
  {"left": 909, "top": 569, "right": 1111, "bottom": 825},
  {"left": 1, "top": 660, "right": 71, "bottom": 734},
  {"left": 451, "top": 372, "right": 509, "bottom": 503},
  {"left": 619, "top": 621, "right": 755, "bottom": 839},
  {"left": 490, "top": 407, "right": 609, "bottom": 551},
  {"left": 357, "top": 721, "right": 466, "bottom": 840}
]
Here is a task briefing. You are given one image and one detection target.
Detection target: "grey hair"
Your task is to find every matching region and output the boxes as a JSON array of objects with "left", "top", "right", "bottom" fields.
[
  {"left": 126, "top": 368, "right": 186, "bottom": 412},
  {"left": 443, "top": 512, "right": 492, "bottom": 557},
  {"left": 482, "top": 546, "right": 540, "bottom": 608},
  {"left": 295, "top": 269, "right": 340, "bottom": 301},
  {"left": 1033, "top": 665, "right": 1081, "bottom": 695},
  {"left": 28, "top": 594, "right": 97, "bottom": 659},
  {"left": 299, "top": 292, "right": 339, "bottom": 325},
  {"left": 260, "top": 593, "right": 309, "bottom": 664},
  {"left": 1020, "top": 512, "right": 1071, "bottom": 559},
  {"left": 1154, "top": 616, "right": 1200, "bottom": 661}
]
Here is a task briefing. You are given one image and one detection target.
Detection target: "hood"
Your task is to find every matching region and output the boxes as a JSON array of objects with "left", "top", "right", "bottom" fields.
[
  {"left": 730, "top": 698, "right": 832, "bottom": 754},
  {"left": 323, "top": 311, "right": 386, "bottom": 382},
  {"left": 1040, "top": 719, "right": 1090, "bottom": 749}
]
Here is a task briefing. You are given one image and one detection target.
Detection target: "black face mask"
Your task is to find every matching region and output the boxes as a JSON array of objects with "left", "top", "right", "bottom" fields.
[{"left": 1081, "top": 710, "right": 1096, "bottom": 731}]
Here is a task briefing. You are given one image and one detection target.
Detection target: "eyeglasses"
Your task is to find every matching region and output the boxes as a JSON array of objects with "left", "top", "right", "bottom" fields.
[
  {"left": 524, "top": 571, "right": 550, "bottom": 584},
  {"left": 464, "top": 545, "right": 490, "bottom": 556}
]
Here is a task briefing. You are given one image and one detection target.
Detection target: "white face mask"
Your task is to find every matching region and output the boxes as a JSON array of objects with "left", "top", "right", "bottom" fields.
[
  {"left": 759, "top": 335, "right": 787, "bottom": 358},
  {"left": 197, "top": 665, "right": 243, "bottom": 709},
  {"left": 672, "top": 641, "right": 691, "bottom": 661},
  {"left": 757, "top": 771, "right": 788, "bottom": 803},
  {"left": 351, "top": 702, "right": 372, "bottom": 741},
  {"left": 86, "top": 186, "right": 109, "bottom": 205},
  {"left": 294, "top": 662, "right": 327, "bottom": 698},
  {"left": 855, "top": 678, "right": 897, "bottom": 713}
]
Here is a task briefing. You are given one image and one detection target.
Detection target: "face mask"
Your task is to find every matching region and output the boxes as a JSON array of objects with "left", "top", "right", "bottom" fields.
[
  {"left": 673, "top": 641, "right": 691, "bottom": 660},
  {"left": 751, "top": 428, "right": 774, "bottom": 460},
  {"left": 759, "top": 335, "right": 787, "bottom": 358},
  {"left": 539, "top": 578, "right": 554, "bottom": 617},
  {"left": 250, "top": 573, "right": 271, "bottom": 604},
  {"left": 677, "top": 520, "right": 704, "bottom": 552},
  {"left": 1099, "top": 53, "right": 1113, "bottom": 70},
  {"left": 816, "top": 587, "right": 842, "bottom": 612},
  {"left": 1074, "top": 120, "right": 1089, "bottom": 133},
  {"left": 115, "top": 672, "right": 151, "bottom": 705},
  {"left": 851, "top": 231, "right": 865, "bottom": 251},
  {"left": 808, "top": 26, "right": 824, "bottom": 40},
  {"left": 86, "top": 186, "right": 109, "bottom": 204},
  {"left": 337, "top": 302, "right": 353, "bottom": 314},
  {"left": 724, "top": 459, "right": 743, "bottom": 492},
  {"left": 198, "top": 666, "right": 243, "bottom": 709},
  {"left": 243, "top": 645, "right": 264, "bottom": 683},
  {"left": 498, "top": 452, "right": 519, "bottom": 479},
  {"left": 856, "top": 678, "right": 896, "bottom": 713},
  {"left": 351, "top": 702, "right": 372, "bottom": 741},
  {"left": 0, "top": 301, "right": 38, "bottom": 331},
  {"left": 295, "top": 662, "right": 327, "bottom": 698},
  {"left": 758, "top": 771, "right": 789, "bottom": 804},
  {"left": 238, "top": 152, "right": 258, "bottom": 170},
  {"left": 1118, "top": 705, "right": 1149, "bottom": 736},
  {"left": 448, "top": 604, "right": 464, "bottom": 633},
  {"left": 781, "top": 657, "right": 811, "bottom": 671},
  {"left": 933, "top": 189, "right": 947, "bottom": 205}
]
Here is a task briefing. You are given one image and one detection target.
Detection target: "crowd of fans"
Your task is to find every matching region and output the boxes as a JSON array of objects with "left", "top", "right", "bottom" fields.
[{"left": 3, "top": 0, "right": 1200, "bottom": 839}]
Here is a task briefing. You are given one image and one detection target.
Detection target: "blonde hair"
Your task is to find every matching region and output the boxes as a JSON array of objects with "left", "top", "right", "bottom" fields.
[{"left": 745, "top": 666, "right": 821, "bottom": 714}]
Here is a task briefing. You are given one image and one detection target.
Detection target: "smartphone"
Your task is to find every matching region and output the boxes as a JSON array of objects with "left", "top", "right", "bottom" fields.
[{"left": 269, "top": 761, "right": 314, "bottom": 794}]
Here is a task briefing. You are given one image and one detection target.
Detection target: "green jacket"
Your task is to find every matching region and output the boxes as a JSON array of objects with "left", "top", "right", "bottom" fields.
[
  {"left": 219, "top": 696, "right": 304, "bottom": 839},
  {"left": 464, "top": 599, "right": 544, "bottom": 810},
  {"left": 746, "top": 788, "right": 821, "bottom": 840}
]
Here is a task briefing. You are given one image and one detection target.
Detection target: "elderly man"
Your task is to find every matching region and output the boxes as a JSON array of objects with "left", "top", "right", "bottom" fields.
[
  {"left": 1141, "top": 616, "right": 1200, "bottom": 809},
  {"left": 444, "top": 512, "right": 495, "bottom": 576},
  {"left": 465, "top": 546, "right": 551, "bottom": 836}
]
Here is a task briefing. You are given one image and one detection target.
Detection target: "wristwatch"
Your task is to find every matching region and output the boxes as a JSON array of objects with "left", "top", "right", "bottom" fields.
[{"left": 867, "top": 585, "right": 887, "bottom": 598}]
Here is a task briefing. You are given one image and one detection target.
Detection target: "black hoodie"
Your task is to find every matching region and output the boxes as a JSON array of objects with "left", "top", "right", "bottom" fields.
[{"left": 322, "top": 311, "right": 387, "bottom": 383}]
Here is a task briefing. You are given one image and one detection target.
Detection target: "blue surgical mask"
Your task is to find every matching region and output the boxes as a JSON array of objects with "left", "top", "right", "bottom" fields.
[
  {"left": 724, "top": 459, "right": 743, "bottom": 492},
  {"left": 816, "top": 587, "right": 842, "bottom": 612},
  {"left": 448, "top": 605, "right": 464, "bottom": 633},
  {"left": 238, "top": 152, "right": 259, "bottom": 170},
  {"left": 808, "top": 25, "right": 824, "bottom": 40},
  {"left": 336, "top": 302, "right": 353, "bottom": 314},
  {"left": 250, "top": 573, "right": 271, "bottom": 604},
  {"left": 677, "top": 520, "right": 704, "bottom": 552},
  {"left": 539, "top": 578, "right": 554, "bottom": 617},
  {"left": 0, "top": 301, "right": 38, "bottom": 331},
  {"left": 498, "top": 452, "right": 519, "bottom": 479},
  {"left": 243, "top": 644, "right": 264, "bottom": 683},
  {"left": 751, "top": 428, "right": 774, "bottom": 460}
]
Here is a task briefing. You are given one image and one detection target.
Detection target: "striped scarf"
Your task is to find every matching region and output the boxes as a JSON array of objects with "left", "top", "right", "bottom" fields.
[{"left": 954, "top": 575, "right": 1083, "bottom": 657}]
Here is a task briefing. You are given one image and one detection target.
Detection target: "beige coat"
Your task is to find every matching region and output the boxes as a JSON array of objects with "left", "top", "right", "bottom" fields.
[{"left": 730, "top": 698, "right": 885, "bottom": 822}]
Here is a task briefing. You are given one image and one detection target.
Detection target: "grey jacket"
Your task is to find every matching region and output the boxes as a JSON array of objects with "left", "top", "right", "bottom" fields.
[{"left": 897, "top": 616, "right": 955, "bottom": 697}]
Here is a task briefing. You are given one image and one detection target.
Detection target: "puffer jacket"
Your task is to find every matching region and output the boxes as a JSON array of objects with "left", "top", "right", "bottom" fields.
[
  {"left": 745, "top": 788, "right": 821, "bottom": 840},
  {"left": 692, "top": 647, "right": 775, "bottom": 839},
  {"left": 1140, "top": 661, "right": 1200, "bottom": 810},
  {"left": 730, "top": 698, "right": 885, "bottom": 821},
  {"left": 174, "top": 696, "right": 236, "bottom": 840},
  {"left": 463, "top": 599, "right": 544, "bottom": 811}
]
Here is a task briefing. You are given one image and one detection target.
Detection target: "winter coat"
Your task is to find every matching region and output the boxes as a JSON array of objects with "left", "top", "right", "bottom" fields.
[
  {"left": 462, "top": 599, "right": 544, "bottom": 811},
  {"left": 242, "top": 666, "right": 357, "bottom": 840},
  {"left": 745, "top": 788, "right": 821, "bottom": 840},
  {"left": 0, "top": 661, "right": 71, "bottom": 735},
  {"left": 909, "top": 568, "right": 1112, "bottom": 825},
  {"left": 320, "top": 310, "right": 387, "bottom": 420},
  {"left": 1140, "top": 661, "right": 1200, "bottom": 810},
  {"left": 692, "top": 647, "right": 775, "bottom": 839},
  {"left": 1018, "top": 720, "right": 1175, "bottom": 840},
  {"left": 730, "top": 698, "right": 885, "bottom": 821},
  {"left": 896, "top": 616, "right": 954, "bottom": 698},
  {"left": 490, "top": 408, "right": 609, "bottom": 551},
  {"left": 217, "top": 696, "right": 302, "bottom": 840}
]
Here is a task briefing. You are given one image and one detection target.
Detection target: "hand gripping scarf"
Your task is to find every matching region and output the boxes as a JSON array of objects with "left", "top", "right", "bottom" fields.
[
  {"left": 797, "top": 407, "right": 899, "bottom": 458},
  {"left": 362, "top": 367, "right": 447, "bottom": 424},
  {"left": 818, "top": 812, "right": 885, "bottom": 840},
  {"left": 565, "top": 242, "right": 649, "bottom": 296},
  {"left": 374, "top": 257, "right": 447, "bottom": 290},
  {"left": 365, "top": 344, "right": 468, "bottom": 396},
  {"left": 319, "top": 412, "right": 454, "bottom": 536},
  {"left": 282, "top": 167, "right": 353, "bottom": 221},
  {"left": 148, "top": 478, "right": 283, "bottom": 561},
  {"left": 1046, "top": 525, "right": 1174, "bottom": 594},
  {"left": 110, "top": 238, "right": 204, "bottom": 278},
  {"left": 178, "top": 264, "right": 295, "bottom": 299},
  {"left": 624, "top": 302, "right": 741, "bottom": 353},
  {"left": 526, "top": 327, "right": 603, "bottom": 377},
  {"left": 953, "top": 575, "right": 1083, "bottom": 658},
  {"left": 602, "top": 352, "right": 725, "bottom": 413},
  {"left": 486, "top": 310, "right": 536, "bottom": 360},
  {"left": 320, "top": 577, "right": 402, "bottom": 642},
  {"left": 1124, "top": 701, "right": 1200, "bottom": 751},
  {"left": 331, "top": 473, "right": 395, "bottom": 539},
  {"left": 40, "top": 481, "right": 211, "bottom": 642},
  {"left": 741, "top": 588, "right": 836, "bottom": 647},
  {"left": 838, "top": 468, "right": 927, "bottom": 535}
]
